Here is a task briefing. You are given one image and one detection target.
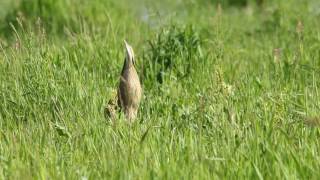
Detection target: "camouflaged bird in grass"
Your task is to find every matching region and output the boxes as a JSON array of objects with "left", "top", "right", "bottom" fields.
[
  {"left": 118, "top": 40, "right": 142, "bottom": 121},
  {"left": 105, "top": 41, "right": 142, "bottom": 122}
]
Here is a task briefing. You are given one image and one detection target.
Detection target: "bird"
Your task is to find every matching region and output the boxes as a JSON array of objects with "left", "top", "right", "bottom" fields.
[
  {"left": 117, "top": 40, "right": 142, "bottom": 121},
  {"left": 112, "top": 40, "right": 142, "bottom": 122}
]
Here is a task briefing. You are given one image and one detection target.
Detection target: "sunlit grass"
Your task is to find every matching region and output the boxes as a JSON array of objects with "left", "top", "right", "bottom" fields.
[{"left": 0, "top": 0, "right": 320, "bottom": 179}]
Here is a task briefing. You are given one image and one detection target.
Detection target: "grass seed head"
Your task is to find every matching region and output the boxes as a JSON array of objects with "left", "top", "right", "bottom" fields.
[
  {"left": 296, "top": 20, "right": 303, "bottom": 37},
  {"left": 273, "top": 48, "right": 281, "bottom": 63}
]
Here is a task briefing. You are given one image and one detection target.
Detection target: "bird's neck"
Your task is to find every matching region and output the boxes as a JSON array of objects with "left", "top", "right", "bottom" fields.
[{"left": 122, "top": 58, "right": 134, "bottom": 72}]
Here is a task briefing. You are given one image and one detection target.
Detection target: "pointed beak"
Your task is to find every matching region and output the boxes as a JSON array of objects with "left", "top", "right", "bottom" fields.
[
  {"left": 124, "top": 40, "right": 130, "bottom": 52},
  {"left": 123, "top": 40, "right": 135, "bottom": 64}
]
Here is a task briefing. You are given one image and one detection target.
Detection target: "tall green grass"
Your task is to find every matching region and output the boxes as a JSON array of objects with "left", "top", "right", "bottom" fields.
[{"left": 1, "top": 0, "right": 320, "bottom": 179}]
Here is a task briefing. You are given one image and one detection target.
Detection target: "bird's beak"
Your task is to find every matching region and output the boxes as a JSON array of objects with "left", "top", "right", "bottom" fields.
[
  {"left": 124, "top": 40, "right": 135, "bottom": 64},
  {"left": 124, "top": 40, "right": 129, "bottom": 49}
]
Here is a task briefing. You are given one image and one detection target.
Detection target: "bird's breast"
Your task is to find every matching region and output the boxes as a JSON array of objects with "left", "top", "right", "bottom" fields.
[{"left": 119, "top": 68, "right": 142, "bottom": 104}]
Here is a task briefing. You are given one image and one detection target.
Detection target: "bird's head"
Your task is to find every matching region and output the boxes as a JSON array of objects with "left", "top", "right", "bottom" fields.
[{"left": 124, "top": 40, "right": 135, "bottom": 67}]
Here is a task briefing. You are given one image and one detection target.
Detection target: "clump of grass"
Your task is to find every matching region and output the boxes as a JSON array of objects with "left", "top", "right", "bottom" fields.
[
  {"left": 142, "top": 25, "right": 203, "bottom": 87},
  {"left": 1, "top": 0, "right": 73, "bottom": 35},
  {"left": 0, "top": 0, "right": 128, "bottom": 37}
]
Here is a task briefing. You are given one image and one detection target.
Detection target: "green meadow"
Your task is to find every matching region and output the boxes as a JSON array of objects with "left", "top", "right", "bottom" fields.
[{"left": 0, "top": 0, "right": 320, "bottom": 179}]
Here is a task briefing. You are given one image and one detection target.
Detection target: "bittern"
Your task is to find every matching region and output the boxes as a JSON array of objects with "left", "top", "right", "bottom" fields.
[
  {"left": 118, "top": 40, "right": 142, "bottom": 121},
  {"left": 105, "top": 40, "right": 142, "bottom": 122}
]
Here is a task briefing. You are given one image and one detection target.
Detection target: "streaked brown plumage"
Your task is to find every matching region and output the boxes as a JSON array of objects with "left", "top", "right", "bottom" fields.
[
  {"left": 117, "top": 40, "right": 142, "bottom": 121},
  {"left": 104, "top": 41, "right": 142, "bottom": 122}
]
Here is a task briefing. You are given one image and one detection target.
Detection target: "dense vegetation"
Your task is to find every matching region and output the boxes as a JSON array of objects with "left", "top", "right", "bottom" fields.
[{"left": 0, "top": 0, "right": 320, "bottom": 179}]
